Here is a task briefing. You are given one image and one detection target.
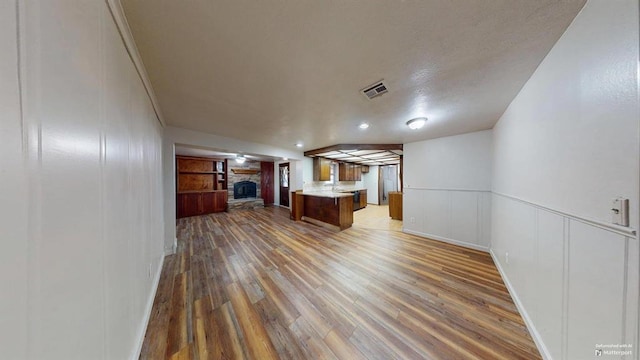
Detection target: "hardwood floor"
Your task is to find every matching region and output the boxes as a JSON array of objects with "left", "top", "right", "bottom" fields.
[
  {"left": 352, "top": 205, "right": 403, "bottom": 232},
  {"left": 140, "top": 207, "right": 541, "bottom": 360}
]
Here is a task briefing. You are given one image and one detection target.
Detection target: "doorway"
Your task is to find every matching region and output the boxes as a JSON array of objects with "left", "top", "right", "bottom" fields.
[
  {"left": 279, "top": 162, "right": 290, "bottom": 207},
  {"left": 378, "top": 165, "right": 398, "bottom": 205}
]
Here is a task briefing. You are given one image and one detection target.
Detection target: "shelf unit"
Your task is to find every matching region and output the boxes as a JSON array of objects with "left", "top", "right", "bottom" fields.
[{"left": 176, "top": 156, "right": 228, "bottom": 218}]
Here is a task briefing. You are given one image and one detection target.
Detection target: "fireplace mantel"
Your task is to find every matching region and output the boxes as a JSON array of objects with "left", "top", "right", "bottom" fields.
[{"left": 231, "top": 168, "right": 260, "bottom": 175}]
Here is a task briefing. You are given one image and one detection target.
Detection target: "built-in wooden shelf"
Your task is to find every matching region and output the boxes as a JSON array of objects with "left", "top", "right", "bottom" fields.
[{"left": 176, "top": 156, "right": 228, "bottom": 218}]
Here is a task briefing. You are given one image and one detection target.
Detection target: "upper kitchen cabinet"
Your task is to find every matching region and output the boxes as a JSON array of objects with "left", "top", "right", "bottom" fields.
[
  {"left": 339, "top": 162, "right": 362, "bottom": 181},
  {"left": 313, "top": 157, "right": 332, "bottom": 181}
]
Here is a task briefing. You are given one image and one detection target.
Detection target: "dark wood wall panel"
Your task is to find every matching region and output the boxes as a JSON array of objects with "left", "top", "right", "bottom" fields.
[
  {"left": 177, "top": 158, "right": 214, "bottom": 173},
  {"left": 178, "top": 174, "right": 214, "bottom": 192}
]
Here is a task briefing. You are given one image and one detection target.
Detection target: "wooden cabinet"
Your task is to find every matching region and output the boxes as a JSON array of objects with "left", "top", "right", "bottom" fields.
[
  {"left": 359, "top": 189, "right": 367, "bottom": 209},
  {"left": 338, "top": 163, "right": 347, "bottom": 181},
  {"left": 177, "top": 191, "right": 227, "bottom": 218},
  {"left": 177, "top": 193, "right": 202, "bottom": 218},
  {"left": 290, "top": 191, "right": 304, "bottom": 221},
  {"left": 303, "top": 194, "right": 353, "bottom": 230},
  {"left": 338, "top": 163, "right": 362, "bottom": 181},
  {"left": 261, "top": 161, "right": 275, "bottom": 205},
  {"left": 313, "top": 157, "right": 332, "bottom": 181},
  {"left": 176, "top": 156, "right": 228, "bottom": 218},
  {"left": 202, "top": 191, "right": 227, "bottom": 213},
  {"left": 389, "top": 191, "right": 403, "bottom": 220}
]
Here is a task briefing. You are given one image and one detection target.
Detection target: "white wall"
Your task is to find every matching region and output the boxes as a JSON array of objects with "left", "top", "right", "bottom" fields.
[
  {"left": 0, "top": 1, "right": 28, "bottom": 358},
  {"left": 491, "top": 1, "right": 639, "bottom": 359},
  {"left": 403, "top": 130, "right": 493, "bottom": 251},
  {"left": 363, "top": 165, "right": 379, "bottom": 204},
  {"left": 404, "top": 130, "right": 492, "bottom": 191},
  {"left": 0, "top": 1, "right": 166, "bottom": 359},
  {"left": 302, "top": 156, "right": 314, "bottom": 185}
]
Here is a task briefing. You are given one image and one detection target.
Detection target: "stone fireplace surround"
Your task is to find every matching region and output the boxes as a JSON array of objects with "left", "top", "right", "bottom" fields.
[{"left": 227, "top": 159, "right": 264, "bottom": 211}]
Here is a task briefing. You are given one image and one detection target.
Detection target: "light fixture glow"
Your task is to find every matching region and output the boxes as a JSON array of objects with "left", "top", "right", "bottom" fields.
[
  {"left": 359, "top": 123, "right": 370, "bottom": 130},
  {"left": 235, "top": 155, "right": 246, "bottom": 164},
  {"left": 283, "top": 157, "right": 288, "bottom": 161},
  {"left": 295, "top": 143, "right": 303, "bottom": 148},
  {"left": 406, "top": 117, "right": 427, "bottom": 130}
]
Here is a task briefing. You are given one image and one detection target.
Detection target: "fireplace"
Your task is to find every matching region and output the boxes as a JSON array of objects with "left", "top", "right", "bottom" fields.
[{"left": 233, "top": 181, "right": 257, "bottom": 199}]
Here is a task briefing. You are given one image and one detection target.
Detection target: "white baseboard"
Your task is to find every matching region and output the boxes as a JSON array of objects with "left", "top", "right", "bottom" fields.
[
  {"left": 489, "top": 249, "right": 551, "bottom": 360},
  {"left": 131, "top": 254, "right": 165, "bottom": 360},
  {"left": 403, "top": 229, "right": 489, "bottom": 252}
]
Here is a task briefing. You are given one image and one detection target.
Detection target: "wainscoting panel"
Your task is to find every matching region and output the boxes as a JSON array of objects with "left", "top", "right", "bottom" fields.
[
  {"left": 403, "top": 188, "right": 491, "bottom": 251},
  {"left": 450, "top": 191, "right": 479, "bottom": 246},
  {"left": 533, "top": 210, "right": 565, "bottom": 360},
  {"left": 567, "top": 221, "right": 626, "bottom": 359},
  {"left": 424, "top": 190, "right": 451, "bottom": 239},
  {"left": 491, "top": 193, "right": 637, "bottom": 360}
]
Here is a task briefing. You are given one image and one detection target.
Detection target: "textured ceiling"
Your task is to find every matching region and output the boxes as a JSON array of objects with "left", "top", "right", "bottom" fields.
[{"left": 122, "top": 0, "right": 585, "bottom": 151}]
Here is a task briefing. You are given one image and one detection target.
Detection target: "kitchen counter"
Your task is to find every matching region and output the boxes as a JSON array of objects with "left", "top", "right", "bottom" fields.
[
  {"left": 299, "top": 191, "right": 353, "bottom": 198},
  {"left": 291, "top": 191, "right": 354, "bottom": 230}
]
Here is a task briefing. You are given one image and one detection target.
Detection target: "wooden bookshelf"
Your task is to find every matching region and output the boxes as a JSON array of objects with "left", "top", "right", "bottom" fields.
[{"left": 176, "top": 156, "right": 228, "bottom": 218}]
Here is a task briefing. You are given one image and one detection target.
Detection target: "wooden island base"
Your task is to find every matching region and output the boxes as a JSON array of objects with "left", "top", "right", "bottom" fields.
[{"left": 291, "top": 191, "right": 353, "bottom": 230}]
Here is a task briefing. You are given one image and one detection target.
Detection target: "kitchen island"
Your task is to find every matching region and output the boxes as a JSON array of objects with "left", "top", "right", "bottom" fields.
[{"left": 291, "top": 191, "right": 354, "bottom": 230}]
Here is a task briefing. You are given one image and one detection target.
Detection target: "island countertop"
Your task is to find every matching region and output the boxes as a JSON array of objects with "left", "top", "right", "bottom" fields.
[{"left": 299, "top": 191, "right": 353, "bottom": 198}]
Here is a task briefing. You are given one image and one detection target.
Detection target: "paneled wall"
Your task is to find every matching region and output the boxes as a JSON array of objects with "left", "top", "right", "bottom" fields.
[
  {"left": 404, "top": 189, "right": 491, "bottom": 251},
  {"left": 492, "top": 194, "right": 638, "bottom": 359},
  {"left": 404, "top": 130, "right": 493, "bottom": 250},
  {"left": 0, "top": 1, "right": 165, "bottom": 359},
  {"left": 491, "top": 1, "right": 639, "bottom": 359},
  {"left": 0, "top": 1, "right": 28, "bottom": 358}
]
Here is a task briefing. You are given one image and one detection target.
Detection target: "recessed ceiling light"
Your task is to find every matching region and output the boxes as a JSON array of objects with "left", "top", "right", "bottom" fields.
[
  {"left": 359, "top": 123, "right": 370, "bottom": 130},
  {"left": 295, "top": 143, "right": 303, "bottom": 148},
  {"left": 406, "top": 117, "right": 427, "bottom": 130},
  {"left": 283, "top": 157, "right": 288, "bottom": 161}
]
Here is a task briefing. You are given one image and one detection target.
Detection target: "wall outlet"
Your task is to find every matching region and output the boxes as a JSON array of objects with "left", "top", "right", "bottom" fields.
[
  {"left": 505, "top": 252, "right": 509, "bottom": 264},
  {"left": 410, "top": 217, "right": 415, "bottom": 223}
]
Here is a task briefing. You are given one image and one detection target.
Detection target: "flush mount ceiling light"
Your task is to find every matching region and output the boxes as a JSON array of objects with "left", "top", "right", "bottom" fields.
[
  {"left": 235, "top": 155, "right": 246, "bottom": 164},
  {"left": 358, "top": 122, "right": 370, "bottom": 130},
  {"left": 295, "top": 143, "right": 303, "bottom": 148},
  {"left": 406, "top": 117, "right": 427, "bottom": 130}
]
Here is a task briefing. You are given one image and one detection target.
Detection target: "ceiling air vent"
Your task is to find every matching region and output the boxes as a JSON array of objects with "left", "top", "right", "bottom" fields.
[{"left": 361, "top": 80, "right": 388, "bottom": 100}]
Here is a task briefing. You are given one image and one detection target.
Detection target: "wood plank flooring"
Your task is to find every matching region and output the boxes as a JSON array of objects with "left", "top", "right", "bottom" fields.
[
  {"left": 352, "top": 205, "right": 403, "bottom": 232},
  {"left": 140, "top": 207, "right": 541, "bottom": 360}
]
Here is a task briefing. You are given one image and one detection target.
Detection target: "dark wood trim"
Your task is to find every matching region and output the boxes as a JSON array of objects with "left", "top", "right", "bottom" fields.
[
  {"left": 174, "top": 155, "right": 227, "bottom": 161},
  {"left": 231, "top": 168, "right": 260, "bottom": 175},
  {"left": 304, "top": 143, "right": 403, "bottom": 157},
  {"left": 399, "top": 155, "right": 403, "bottom": 190}
]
